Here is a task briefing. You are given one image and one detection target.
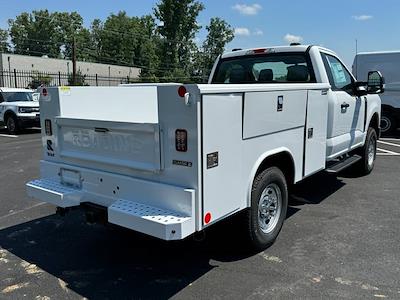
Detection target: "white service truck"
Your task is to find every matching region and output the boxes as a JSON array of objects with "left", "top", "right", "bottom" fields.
[
  {"left": 27, "top": 45, "right": 383, "bottom": 249},
  {"left": 353, "top": 51, "right": 400, "bottom": 134}
]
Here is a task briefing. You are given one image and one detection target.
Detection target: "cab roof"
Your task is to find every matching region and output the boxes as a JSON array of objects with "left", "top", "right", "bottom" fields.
[{"left": 221, "top": 45, "right": 337, "bottom": 59}]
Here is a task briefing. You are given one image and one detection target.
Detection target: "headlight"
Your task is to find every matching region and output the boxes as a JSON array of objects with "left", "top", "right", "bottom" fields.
[{"left": 18, "top": 107, "right": 40, "bottom": 113}]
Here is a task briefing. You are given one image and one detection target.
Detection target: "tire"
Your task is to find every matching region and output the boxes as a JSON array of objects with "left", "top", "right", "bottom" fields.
[
  {"left": 246, "top": 167, "right": 288, "bottom": 250},
  {"left": 354, "top": 127, "right": 377, "bottom": 175},
  {"left": 6, "top": 115, "right": 19, "bottom": 135},
  {"left": 380, "top": 113, "right": 397, "bottom": 135}
]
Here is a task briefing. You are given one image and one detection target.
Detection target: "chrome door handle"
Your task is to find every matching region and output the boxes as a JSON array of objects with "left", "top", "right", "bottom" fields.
[{"left": 341, "top": 102, "right": 350, "bottom": 109}]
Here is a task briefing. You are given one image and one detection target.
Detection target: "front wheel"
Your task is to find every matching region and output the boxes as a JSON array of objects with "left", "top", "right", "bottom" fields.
[
  {"left": 246, "top": 167, "right": 288, "bottom": 250},
  {"left": 6, "top": 115, "right": 19, "bottom": 135},
  {"left": 354, "top": 127, "right": 377, "bottom": 175}
]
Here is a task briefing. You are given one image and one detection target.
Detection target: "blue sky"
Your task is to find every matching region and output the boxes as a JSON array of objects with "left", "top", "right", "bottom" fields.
[{"left": 0, "top": 0, "right": 399, "bottom": 67}]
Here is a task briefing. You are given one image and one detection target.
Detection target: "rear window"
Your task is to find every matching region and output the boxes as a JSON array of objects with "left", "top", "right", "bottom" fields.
[{"left": 212, "top": 53, "right": 315, "bottom": 84}]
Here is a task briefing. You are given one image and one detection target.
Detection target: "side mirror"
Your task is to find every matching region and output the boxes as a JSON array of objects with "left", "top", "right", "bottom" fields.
[
  {"left": 367, "top": 71, "right": 385, "bottom": 94},
  {"left": 354, "top": 82, "right": 368, "bottom": 97}
]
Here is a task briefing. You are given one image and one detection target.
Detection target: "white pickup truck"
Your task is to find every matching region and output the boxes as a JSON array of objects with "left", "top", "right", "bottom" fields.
[{"left": 27, "top": 45, "right": 383, "bottom": 250}]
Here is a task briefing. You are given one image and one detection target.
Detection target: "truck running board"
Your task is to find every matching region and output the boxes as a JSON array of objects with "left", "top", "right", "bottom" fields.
[{"left": 326, "top": 155, "right": 362, "bottom": 174}]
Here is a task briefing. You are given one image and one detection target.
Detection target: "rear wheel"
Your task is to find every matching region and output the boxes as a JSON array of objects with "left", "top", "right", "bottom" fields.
[
  {"left": 6, "top": 115, "right": 19, "bottom": 135},
  {"left": 246, "top": 167, "right": 288, "bottom": 250},
  {"left": 354, "top": 127, "right": 377, "bottom": 175}
]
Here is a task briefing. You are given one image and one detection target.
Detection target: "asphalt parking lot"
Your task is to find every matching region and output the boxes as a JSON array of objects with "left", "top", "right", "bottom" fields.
[{"left": 0, "top": 128, "right": 400, "bottom": 300}]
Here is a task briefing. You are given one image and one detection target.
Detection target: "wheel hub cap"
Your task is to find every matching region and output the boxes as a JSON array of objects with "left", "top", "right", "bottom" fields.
[{"left": 258, "top": 183, "right": 282, "bottom": 234}]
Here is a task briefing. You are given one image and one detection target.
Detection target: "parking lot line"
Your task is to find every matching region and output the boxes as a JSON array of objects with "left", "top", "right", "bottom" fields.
[
  {"left": 377, "top": 147, "right": 400, "bottom": 155},
  {"left": 378, "top": 140, "right": 400, "bottom": 148},
  {"left": 0, "top": 134, "right": 18, "bottom": 138}
]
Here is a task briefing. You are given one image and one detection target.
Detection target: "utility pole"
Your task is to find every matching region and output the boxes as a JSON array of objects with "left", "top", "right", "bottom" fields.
[{"left": 72, "top": 36, "right": 77, "bottom": 86}]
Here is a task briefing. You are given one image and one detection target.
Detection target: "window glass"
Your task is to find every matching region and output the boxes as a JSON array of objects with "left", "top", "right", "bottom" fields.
[
  {"left": 322, "top": 54, "right": 353, "bottom": 91},
  {"left": 212, "top": 54, "right": 314, "bottom": 84},
  {"left": 2, "top": 92, "right": 34, "bottom": 102}
]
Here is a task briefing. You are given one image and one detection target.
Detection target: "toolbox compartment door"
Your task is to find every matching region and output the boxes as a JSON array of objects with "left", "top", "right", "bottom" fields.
[
  {"left": 304, "top": 90, "right": 328, "bottom": 176},
  {"left": 55, "top": 117, "right": 161, "bottom": 172}
]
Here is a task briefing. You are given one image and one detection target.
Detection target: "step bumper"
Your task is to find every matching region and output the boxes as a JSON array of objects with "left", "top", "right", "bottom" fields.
[
  {"left": 26, "top": 179, "right": 83, "bottom": 208},
  {"left": 26, "top": 177, "right": 196, "bottom": 241},
  {"left": 108, "top": 199, "right": 194, "bottom": 240}
]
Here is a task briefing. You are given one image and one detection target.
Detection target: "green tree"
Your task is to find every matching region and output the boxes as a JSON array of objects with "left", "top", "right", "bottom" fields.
[
  {"left": 154, "top": 0, "right": 204, "bottom": 78},
  {"left": 91, "top": 12, "right": 161, "bottom": 80},
  {"left": 8, "top": 10, "right": 60, "bottom": 57},
  {"left": 89, "top": 19, "right": 103, "bottom": 59},
  {"left": 201, "top": 18, "right": 234, "bottom": 76},
  {"left": 52, "top": 11, "right": 91, "bottom": 60},
  {"left": 28, "top": 72, "right": 52, "bottom": 89},
  {"left": 0, "top": 29, "right": 9, "bottom": 53},
  {"left": 68, "top": 69, "right": 88, "bottom": 86}
]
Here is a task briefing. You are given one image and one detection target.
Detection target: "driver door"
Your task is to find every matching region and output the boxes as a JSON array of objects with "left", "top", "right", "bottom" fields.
[{"left": 322, "top": 53, "right": 365, "bottom": 156}]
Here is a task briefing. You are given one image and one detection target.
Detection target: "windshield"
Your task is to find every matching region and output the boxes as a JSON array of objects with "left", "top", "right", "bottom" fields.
[
  {"left": 2, "top": 92, "right": 34, "bottom": 102},
  {"left": 212, "top": 53, "right": 315, "bottom": 84}
]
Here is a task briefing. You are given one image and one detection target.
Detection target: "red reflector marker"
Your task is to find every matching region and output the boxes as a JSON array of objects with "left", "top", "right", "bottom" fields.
[
  {"left": 205, "top": 212, "right": 212, "bottom": 224},
  {"left": 178, "top": 86, "right": 187, "bottom": 97},
  {"left": 253, "top": 48, "right": 266, "bottom": 54}
]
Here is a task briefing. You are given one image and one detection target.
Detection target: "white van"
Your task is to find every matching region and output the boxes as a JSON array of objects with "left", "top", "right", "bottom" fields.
[{"left": 353, "top": 51, "right": 400, "bottom": 134}]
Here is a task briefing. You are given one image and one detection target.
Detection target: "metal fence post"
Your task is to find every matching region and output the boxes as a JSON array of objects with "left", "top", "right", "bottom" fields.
[
  {"left": 96, "top": 74, "right": 98, "bottom": 86},
  {"left": 58, "top": 71, "right": 61, "bottom": 86},
  {"left": 14, "top": 69, "right": 17, "bottom": 88}
]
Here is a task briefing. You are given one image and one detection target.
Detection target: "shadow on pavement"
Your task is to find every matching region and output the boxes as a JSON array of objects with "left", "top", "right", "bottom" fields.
[
  {"left": 0, "top": 172, "right": 346, "bottom": 299},
  {"left": 0, "top": 127, "right": 41, "bottom": 135},
  {"left": 290, "top": 171, "right": 346, "bottom": 206}
]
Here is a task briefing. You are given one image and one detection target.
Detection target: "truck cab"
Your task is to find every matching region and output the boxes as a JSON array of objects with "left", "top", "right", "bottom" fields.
[
  {"left": 26, "top": 45, "right": 383, "bottom": 250},
  {"left": 209, "top": 45, "right": 382, "bottom": 161}
]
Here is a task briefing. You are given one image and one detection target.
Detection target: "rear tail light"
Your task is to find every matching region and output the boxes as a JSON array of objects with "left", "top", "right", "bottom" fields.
[
  {"left": 175, "top": 129, "right": 188, "bottom": 152},
  {"left": 45, "top": 119, "right": 52, "bottom": 136},
  {"left": 42, "top": 88, "right": 48, "bottom": 97},
  {"left": 178, "top": 86, "right": 187, "bottom": 97}
]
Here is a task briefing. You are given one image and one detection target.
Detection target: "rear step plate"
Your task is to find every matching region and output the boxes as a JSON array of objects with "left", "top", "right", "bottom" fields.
[
  {"left": 26, "top": 179, "right": 83, "bottom": 208},
  {"left": 326, "top": 155, "right": 362, "bottom": 174},
  {"left": 108, "top": 199, "right": 194, "bottom": 241}
]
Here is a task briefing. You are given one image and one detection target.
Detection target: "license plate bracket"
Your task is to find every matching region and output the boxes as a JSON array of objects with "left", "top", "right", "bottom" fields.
[{"left": 60, "top": 168, "right": 82, "bottom": 189}]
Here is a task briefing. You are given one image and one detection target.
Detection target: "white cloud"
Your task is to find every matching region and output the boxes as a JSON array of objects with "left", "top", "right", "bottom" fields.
[
  {"left": 232, "top": 4, "right": 262, "bottom": 15},
  {"left": 253, "top": 29, "right": 264, "bottom": 36},
  {"left": 284, "top": 33, "right": 303, "bottom": 44},
  {"left": 352, "top": 15, "right": 373, "bottom": 21},
  {"left": 235, "top": 27, "right": 251, "bottom": 37}
]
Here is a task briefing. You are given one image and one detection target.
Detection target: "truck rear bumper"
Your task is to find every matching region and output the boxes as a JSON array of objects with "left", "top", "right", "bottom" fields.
[{"left": 26, "top": 162, "right": 196, "bottom": 241}]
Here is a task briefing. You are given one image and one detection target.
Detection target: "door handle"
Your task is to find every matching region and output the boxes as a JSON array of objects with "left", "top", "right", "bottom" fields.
[{"left": 341, "top": 102, "right": 350, "bottom": 109}]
